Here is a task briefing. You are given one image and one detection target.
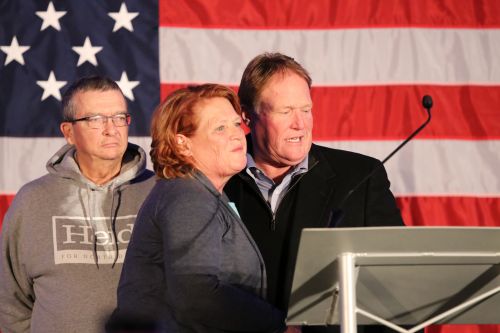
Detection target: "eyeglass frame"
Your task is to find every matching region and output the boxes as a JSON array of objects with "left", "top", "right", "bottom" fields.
[{"left": 67, "top": 113, "right": 131, "bottom": 129}]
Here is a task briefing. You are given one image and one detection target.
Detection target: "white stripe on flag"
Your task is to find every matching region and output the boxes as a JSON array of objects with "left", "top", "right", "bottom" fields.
[
  {"left": 2, "top": 137, "right": 499, "bottom": 196},
  {"left": 159, "top": 27, "right": 500, "bottom": 85},
  {"left": 319, "top": 140, "right": 500, "bottom": 197},
  {"left": 0, "top": 137, "right": 152, "bottom": 194}
]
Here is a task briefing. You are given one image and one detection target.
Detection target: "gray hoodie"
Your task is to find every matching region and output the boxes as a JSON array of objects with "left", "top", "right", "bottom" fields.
[{"left": 0, "top": 143, "right": 155, "bottom": 333}]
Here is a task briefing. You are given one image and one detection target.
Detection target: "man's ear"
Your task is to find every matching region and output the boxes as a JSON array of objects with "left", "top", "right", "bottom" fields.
[
  {"left": 241, "top": 110, "right": 252, "bottom": 128},
  {"left": 176, "top": 134, "right": 192, "bottom": 156},
  {"left": 60, "top": 122, "right": 75, "bottom": 145}
]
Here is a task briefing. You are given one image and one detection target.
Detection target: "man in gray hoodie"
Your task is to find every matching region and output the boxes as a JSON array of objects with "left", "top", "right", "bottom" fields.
[{"left": 0, "top": 76, "right": 155, "bottom": 333}]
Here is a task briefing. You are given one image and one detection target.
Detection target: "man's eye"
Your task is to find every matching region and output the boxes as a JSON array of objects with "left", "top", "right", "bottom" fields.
[
  {"left": 88, "top": 116, "right": 102, "bottom": 123},
  {"left": 114, "top": 115, "right": 126, "bottom": 120},
  {"left": 302, "top": 108, "right": 312, "bottom": 113}
]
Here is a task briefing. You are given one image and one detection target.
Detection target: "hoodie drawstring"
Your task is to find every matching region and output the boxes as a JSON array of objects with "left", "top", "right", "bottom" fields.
[
  {"left": 110, "top": 187, "right": 122, "bottom": 268},
  {"left": 85, "top": 184, "right": 100, "bottom": 269},
  {"left": 85, "top": 183, "right": 122, "bottom": 269}
]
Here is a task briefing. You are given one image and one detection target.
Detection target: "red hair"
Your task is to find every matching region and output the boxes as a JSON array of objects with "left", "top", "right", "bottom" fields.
[{"left": 150, "top": 84, "right": 241, "bottom": 179}]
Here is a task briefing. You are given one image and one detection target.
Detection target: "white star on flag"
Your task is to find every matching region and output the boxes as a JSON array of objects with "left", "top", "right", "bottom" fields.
[
  {"left": 108, "top": 3, "right": 139, "bottom": 32},
  {"left": 116, "top": 71, "right": 139, "bottom": 101},
  {"left": 35, "top": 2, "right": 67, "bottom": 31},
  {"left": 0, "top": 36, "right": 30, "bottom": 66},
  {"left": 36, "top": 71, "right": 67, "bottom": 101},
  {"left": 71, "top": 37, "right": 103, "bottom": 66}
]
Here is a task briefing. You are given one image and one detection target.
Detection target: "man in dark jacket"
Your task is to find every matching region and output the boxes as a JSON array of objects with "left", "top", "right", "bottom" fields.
[{"left": 225, "top": 53, "right": 405, "bottom": 333}]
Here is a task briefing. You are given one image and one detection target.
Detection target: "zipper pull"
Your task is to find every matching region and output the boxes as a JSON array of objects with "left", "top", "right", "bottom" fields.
[{"left": 267, "top": 201, "right": 276, "bottom": 231}]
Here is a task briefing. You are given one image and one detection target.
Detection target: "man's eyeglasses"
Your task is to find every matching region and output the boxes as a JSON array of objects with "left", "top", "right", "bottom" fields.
[{"left": 68, "top": 113, "right": 131, "bottom": 129}]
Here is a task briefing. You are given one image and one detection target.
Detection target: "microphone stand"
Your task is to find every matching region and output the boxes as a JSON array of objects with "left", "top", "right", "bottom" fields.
[{"left": 328, "top": 95, "right": 433, "bottom": 227}]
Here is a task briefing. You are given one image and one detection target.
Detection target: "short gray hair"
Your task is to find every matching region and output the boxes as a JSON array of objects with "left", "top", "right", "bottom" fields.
[{"left": 61, "top": 76, "right": 124, "bottom": 121}]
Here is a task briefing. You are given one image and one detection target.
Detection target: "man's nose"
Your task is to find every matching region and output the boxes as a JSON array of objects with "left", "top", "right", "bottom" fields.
[
  {"left": 102, "top": 117, "right": 118, "bottom": 133},
  {"left": 290, "top": 110, "right": 306, "bottom": 129}
]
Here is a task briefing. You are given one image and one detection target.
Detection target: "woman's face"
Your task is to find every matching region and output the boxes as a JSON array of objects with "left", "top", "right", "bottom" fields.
[{"left": 186, "top": 97, "right": 247, "bottom": 189}]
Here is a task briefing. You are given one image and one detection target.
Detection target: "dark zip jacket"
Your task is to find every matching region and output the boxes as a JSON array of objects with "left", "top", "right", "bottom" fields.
[{"left": 225, "top": 141, "right": 404, "bottom": 315}]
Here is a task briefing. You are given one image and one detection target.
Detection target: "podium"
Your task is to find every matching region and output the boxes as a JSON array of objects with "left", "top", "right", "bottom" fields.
[{"left": 286, "top": 227, "right": 500, "bottom": 333}]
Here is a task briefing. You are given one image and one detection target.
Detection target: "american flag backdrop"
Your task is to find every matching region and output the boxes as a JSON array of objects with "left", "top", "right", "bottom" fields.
[{"left": 1, "top": 1, "right": 499, "bottom": 333}]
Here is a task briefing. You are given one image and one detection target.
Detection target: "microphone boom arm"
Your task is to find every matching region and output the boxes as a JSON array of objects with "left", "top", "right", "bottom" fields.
[
  {"left": 333, "top": 96, "right": 433, "bottom": 217},
  {"left": 381, "top": 106, "right": 431, "bottom": 164}
]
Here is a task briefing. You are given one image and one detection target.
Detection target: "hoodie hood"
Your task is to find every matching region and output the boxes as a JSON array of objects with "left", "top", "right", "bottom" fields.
[
  {"left": 46, "top": 142, "right": 148, "bottom": 190},
  {"left": 45, "top": 142, "right": 151, "bottom": 268}
]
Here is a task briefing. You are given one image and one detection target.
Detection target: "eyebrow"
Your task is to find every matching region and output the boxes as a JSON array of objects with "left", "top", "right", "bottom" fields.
[
  {"left": 81, "top": 111, "right": 128, "bottom": 117},
  {"left": 208, "top": 116, "right": 241, "bottom": 128},
  {"left": 282, "top": 103, "right": 313, "bottom": 110}
]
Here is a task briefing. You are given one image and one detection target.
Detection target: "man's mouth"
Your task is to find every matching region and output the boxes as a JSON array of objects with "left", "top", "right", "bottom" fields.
[{"left": 285, "top": 136, "right": 302, "bottom": 143}]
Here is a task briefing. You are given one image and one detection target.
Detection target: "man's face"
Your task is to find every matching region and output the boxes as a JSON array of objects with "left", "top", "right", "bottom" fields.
[
  {"left": 247, "top": 71, "right": 313, "bottom": 169},
  {"left": 60, "top": 89, "right": 129, "bottom": 166}
]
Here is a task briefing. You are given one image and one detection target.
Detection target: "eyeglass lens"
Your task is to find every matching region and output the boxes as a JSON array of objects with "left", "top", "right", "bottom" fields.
[{"left": 87, "top": 114, "right": 129, "bottom": 128}]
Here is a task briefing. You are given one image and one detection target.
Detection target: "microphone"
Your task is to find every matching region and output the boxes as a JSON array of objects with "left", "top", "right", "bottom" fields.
[{"left": 327, "top": 95, "right": 433, "bottom": 227}]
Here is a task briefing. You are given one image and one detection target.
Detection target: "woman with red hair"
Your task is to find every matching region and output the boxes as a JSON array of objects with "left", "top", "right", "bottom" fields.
[{"left": 113, "top": 84, "right": 285, "bottom": 333}]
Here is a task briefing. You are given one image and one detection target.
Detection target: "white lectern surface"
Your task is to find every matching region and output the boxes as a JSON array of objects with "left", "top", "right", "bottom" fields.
[{"left": 287, "top": 227, "right": 500, "bottom": 326}]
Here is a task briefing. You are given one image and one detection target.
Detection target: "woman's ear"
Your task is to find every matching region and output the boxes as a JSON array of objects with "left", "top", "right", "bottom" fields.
[{"left": 176, "top": 134, "right": 192, "bottom": 156}]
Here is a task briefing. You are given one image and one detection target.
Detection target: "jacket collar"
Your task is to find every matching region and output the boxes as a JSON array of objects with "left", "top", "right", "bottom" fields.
[
  {"left": 240, "top": 135, "right": 338, "bottom": 227},
  {"left": 243, "top": 133, "right": 337, "bottom": 182}
]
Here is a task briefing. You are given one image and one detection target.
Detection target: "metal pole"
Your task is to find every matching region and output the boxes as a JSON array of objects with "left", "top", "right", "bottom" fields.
[{"left": 339, "top": 253, "right": 357, "bottom": 333}]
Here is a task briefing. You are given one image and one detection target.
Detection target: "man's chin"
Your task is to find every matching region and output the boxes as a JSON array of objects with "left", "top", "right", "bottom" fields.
[
  {"left": 98, "top": 152, "right": 126, "bottom": 162},
  {"left": 279, "top": 150, "right": 309, "bottom": 165},
  {"left": 273, "top": 156, "right": 308, "bottom": 168}
]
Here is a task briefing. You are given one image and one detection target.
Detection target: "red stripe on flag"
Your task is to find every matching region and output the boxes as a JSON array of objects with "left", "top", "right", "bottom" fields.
[
  {"left": 159, "top": 0, "right": 500, "bottom": 29},
  {"left": 0, "top": 194, "right": 15, "bottom": 228},
  {"left": 427, "top": 325, "right": 500, "bottom": 333},
  {"left": 161, "top": 84, "right": 500, "bottom": 140},
  {"left": 3, "top": 195, "right": 498, "bottom": 230},
  {"left": 311, "top": 85, "right": 500, "bottom": 140},
  {"left": 397, "top": 196, "right": 500, "bottom": 227}
]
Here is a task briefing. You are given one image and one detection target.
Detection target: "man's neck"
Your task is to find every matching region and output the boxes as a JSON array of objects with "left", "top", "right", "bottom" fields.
[
  {"left": 253, "top": 160, "right": 291, "bottom": 184},
  {"left": 75, "top": 154, "right": 122, "bottom": 185}
]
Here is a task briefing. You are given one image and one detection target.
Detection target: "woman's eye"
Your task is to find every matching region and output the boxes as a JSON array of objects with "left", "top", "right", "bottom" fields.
[
  {"left": 234, "top": 121, "right": 242, "bottom": 127},
  {"left": 215, "top": 125, "right": 225, "bottom": 132}
]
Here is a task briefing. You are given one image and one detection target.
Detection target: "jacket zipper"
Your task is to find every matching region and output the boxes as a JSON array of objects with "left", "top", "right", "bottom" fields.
[{"left": 268, "top": 160, "right": 319, "bottom": 231}]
